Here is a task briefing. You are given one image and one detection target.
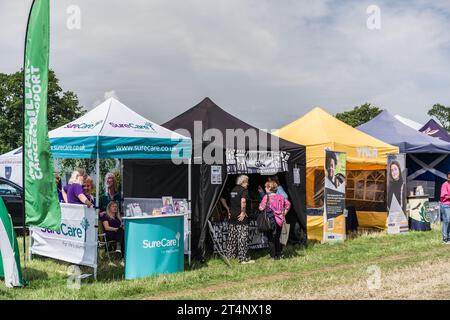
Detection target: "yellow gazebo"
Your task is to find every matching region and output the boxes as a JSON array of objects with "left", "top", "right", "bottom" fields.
[{"left": 274, "top": 107, "right": 399, "bottom": 241}]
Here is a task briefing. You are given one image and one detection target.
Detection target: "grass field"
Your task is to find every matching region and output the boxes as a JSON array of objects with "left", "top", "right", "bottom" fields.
[{"left": 1, "top": 227, "right": 449, "bottom": 300}]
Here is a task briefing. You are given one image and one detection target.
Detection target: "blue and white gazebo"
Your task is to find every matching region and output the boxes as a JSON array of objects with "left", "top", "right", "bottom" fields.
[{"left": 49, "top": 97, "right": 193, "bottom": 262}]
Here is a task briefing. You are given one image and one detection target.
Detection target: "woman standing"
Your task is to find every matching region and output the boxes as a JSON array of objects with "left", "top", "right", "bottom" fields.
[
  {"left": 99, "top": 172, "right": 121, "bottom": 215},
  {"left": 259, "top": 181, "right": 291, "bottom": 260},
  {"left": 83, "top": 176, "right": 96, "bottom": 207},
  {"left": 101, "top": 201, "right": 124, "bottom": 257},
  {"left": 66, "top": 170, "right": 93, "bottom": 207}
]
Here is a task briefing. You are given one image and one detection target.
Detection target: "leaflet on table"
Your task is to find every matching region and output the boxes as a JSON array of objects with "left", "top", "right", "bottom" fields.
[{"left": 124, "top": 197, "right": 188, "bottom": 217}]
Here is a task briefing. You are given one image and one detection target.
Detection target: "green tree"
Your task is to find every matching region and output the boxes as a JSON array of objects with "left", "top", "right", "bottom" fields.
[
  {"left": 427, "top": 103, "right": 450, "bottom": 130},
  {"left": 335, "top": 103, "right": 382, "bottom": 127},
  {"left": 0, "top": 69, "right": 85, "bottom": 154}
]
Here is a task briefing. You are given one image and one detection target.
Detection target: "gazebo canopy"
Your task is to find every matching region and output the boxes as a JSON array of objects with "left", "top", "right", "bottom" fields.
[
  {"left": 274, "top": 107, "right": 399, "bottom": 169},
  {"left": 419, "top": 119, "right": 450, "bottom": 143},
  {"left": 49, "top": 98, "right": 191, "bottom": 160},
  {"left": 358, "top": 110, "right": 450, "bottom": 153}
]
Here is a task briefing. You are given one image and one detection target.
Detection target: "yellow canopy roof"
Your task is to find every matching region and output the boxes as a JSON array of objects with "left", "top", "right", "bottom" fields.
[{"left": 274, "top": 107, "right": 399, "bottom": 169}]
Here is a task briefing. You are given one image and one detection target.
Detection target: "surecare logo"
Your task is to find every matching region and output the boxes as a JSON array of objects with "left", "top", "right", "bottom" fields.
[
  {"left": 40, "top": 219, "right": 90, "bottom": 242},
  {"left": 142, "top": 232, "right": 181, "bottom": 249},
  {"left": 65, "top": 120, "right": 103, "bottom": 130},
  {"left": 109, "top": 121, "right": 156, "bottom": 132}
]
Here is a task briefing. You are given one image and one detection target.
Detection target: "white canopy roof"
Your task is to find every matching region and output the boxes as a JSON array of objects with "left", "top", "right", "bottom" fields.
[
  {"left": 49, "top": 98, "right": 191, "bottom": 159},
  {"left": 394, "top": 115, "right": 423, "bottom": 131}
]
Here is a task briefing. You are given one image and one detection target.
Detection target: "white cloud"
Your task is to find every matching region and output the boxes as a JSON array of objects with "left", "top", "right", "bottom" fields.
[{"left": 1, "top": 0, "right": 450, "bottom": 129}]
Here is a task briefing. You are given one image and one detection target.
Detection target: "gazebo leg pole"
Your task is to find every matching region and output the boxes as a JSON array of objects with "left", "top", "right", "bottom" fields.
[
  {"left": 96, "top": 156, "right": 100, "bottom": 211},
  {"left": 188, "top": 157, "right": 192, "bottom": 266}
]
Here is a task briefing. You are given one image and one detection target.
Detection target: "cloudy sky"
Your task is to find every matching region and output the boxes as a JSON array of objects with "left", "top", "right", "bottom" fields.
[{"left": 2, "top": 0, "right": 450, "bottom": 129}]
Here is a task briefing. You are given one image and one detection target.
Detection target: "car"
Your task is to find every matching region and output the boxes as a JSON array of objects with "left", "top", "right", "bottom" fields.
[{"left": 0, "top": 177, "right": 24, "bottom": 231}]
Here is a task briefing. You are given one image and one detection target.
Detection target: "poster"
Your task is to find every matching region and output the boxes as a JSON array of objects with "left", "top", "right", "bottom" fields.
[
  {"left": 409, "top": 196, "right": 432, "bottom": 231},
  {"left": 225, "top": 149, "right": 289, "bottom": 175},
  {"left": 324, "top": 150, "right": 346, "bottom": 242},
  {"left": 211, "top": 165, "right": 222, "bottom": 185},
  {"left": 387, "top": 154, "right": 409, "bottom": 234}
]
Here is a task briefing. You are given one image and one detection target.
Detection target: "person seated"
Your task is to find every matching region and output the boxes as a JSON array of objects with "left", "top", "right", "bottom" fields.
[
  {"left": 100, "top": 201, "right": 124, "bottom": 257},
  {"left": 66, "top": 170, "right": 93, "bottom": 207}
]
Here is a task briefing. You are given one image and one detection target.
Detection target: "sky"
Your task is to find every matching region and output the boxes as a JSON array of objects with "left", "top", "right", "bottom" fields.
[{"left": 2, "top": 0, "right": 450, "bottom": 130}]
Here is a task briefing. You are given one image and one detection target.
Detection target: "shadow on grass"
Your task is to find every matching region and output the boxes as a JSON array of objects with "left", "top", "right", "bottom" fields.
[{"left": 23, "top": 267, "right": 49, "bottom": 281}]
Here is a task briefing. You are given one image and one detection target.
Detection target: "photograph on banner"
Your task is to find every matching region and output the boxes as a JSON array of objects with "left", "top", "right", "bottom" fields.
[
  {"left": 161, "top": 196, "right": 174, "bottom": 214},
  {"left": 324, "top": 150, "right": 346, "bottom": 242},
  {"left": 387, "top": 154, "right": 409, "bottom": 234}
]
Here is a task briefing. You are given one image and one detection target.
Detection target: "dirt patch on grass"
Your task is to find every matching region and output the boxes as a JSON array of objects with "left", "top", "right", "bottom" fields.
[
  {"left": 280, "top": 257, "right": 450, "bottom": 300},
  {"left": 145, "top": 248, "right": 448, "bottom": 300}
]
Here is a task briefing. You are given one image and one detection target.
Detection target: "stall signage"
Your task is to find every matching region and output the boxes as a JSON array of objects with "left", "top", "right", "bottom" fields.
[
  {"left": 225, "top": 149, "right": 289, "bottom": 174},
  {"left": 124, "top": 216, "right": 184, "bottom": 280},
  {"left": 30, "top": 204, "right": 97, "bottom": 268},
  {"left": 324, "top": 150, "right": 347, "bottom": 242}
]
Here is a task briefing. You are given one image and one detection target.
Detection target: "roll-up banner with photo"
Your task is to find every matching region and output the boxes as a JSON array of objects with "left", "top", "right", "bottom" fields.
[
  {"left": 387, "top": 154, "right": 409, "bottom": 234},
  {"left": 324, "top": 150, "right": 346, "bottom": 242}
]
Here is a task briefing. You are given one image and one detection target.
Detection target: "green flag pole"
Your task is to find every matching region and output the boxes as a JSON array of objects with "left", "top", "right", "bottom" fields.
[
  {"left": 22, "top": 0, "right": 36, "bottom": 267},
  {"left": 23, "top": 0, "right": 61, "bottom": 234}
]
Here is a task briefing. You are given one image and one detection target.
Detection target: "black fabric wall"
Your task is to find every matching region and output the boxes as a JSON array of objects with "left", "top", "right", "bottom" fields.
[
  {"left": 123, "top": 159, "right": 307, "bottom": 259},
  {"left": 123, "top": 160, "right": 188, "bottom": 199}
]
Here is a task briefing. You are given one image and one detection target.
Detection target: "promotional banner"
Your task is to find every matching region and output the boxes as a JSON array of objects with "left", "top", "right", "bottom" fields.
[
  {"left": 30, "top": 204, "right": 97, "bottom": 268},
  {"left": 409, "top": 196, "right": 432, "bottom": 231},
  {"left": 0, "top": 198, "right": 24, "bottom": 288},
  {"left": 24, "top": 0, "right": 61, "bottom": 230},
  {"left": 226, "top": 149, "right": 290, "bottom": 175},
  {"left": 324, "top": 150, "right": 346, "bottom": 242},
  {"left": 387, "top": 154, "right": 409, "bottom": 234},
  {"left": 124, "top": 215, "right": 184, "bottom": 280}
]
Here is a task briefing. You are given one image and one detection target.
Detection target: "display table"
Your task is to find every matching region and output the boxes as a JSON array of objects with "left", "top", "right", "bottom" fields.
[
  {"left": 407, "top": 195, "right": 431, "bottom": 231},
  {"left": 123, "top": 214, "right": 184, "bottom": 280}
]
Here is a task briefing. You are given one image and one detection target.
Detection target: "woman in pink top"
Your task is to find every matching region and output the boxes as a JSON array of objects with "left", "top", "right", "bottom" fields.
[
  {"left": 440, "top": 172, "right": 450, "bottom": 243},
  {"left": 259, "top": 181, "right": 291, "bottom": 260}
]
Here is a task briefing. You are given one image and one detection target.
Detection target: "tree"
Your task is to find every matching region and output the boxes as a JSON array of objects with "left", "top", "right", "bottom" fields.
[
  {"left": 335, "top": 103, "right": 382, "bottom": 128},
  {"left": 0, "top": 69, "right": 85, "bottom": 154},
  {"left": 427, "top": 103, "right": 450, "bottom": 130}
]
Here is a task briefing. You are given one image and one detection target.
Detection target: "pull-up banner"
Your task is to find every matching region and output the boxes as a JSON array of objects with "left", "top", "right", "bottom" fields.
[
  {"left": 387, "top": 154, "right": 409, "bottom": 234},
  {"left": 226, "top": 149, "right": 289, "bottom": 175},
  {"left": 324, "top": 150, "right": 346, "bottom": 242}
]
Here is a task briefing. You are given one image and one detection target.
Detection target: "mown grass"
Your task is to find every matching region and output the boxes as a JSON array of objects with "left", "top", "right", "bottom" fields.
[{"left": 0, "top": 227, "right": 446, "bottom": 300}]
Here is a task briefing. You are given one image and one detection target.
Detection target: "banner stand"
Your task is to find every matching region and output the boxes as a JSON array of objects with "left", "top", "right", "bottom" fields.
[{"left": 29, "top": 204, "right": 98, "bottom": 281}]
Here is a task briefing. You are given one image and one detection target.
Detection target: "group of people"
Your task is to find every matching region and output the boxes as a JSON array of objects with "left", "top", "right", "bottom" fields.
[
  {"left": 225, "top": 175, "right": 291, "bottom": 264},
  {"left": 55, "top": 169, "right": 124, "bottom": 257}
]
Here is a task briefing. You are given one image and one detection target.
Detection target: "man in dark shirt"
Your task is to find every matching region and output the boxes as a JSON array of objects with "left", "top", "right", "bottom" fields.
[
  {"left": 229, "top": 185, "right": 251, "bottom": 222},
  {"left": 226, "top": 175, "right": 254, "bottom": 264}
]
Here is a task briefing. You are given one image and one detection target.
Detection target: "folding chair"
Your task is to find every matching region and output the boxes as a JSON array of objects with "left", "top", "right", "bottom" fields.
[{"left": 97, "top": 220, "right": 115, "bottom": 261}]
